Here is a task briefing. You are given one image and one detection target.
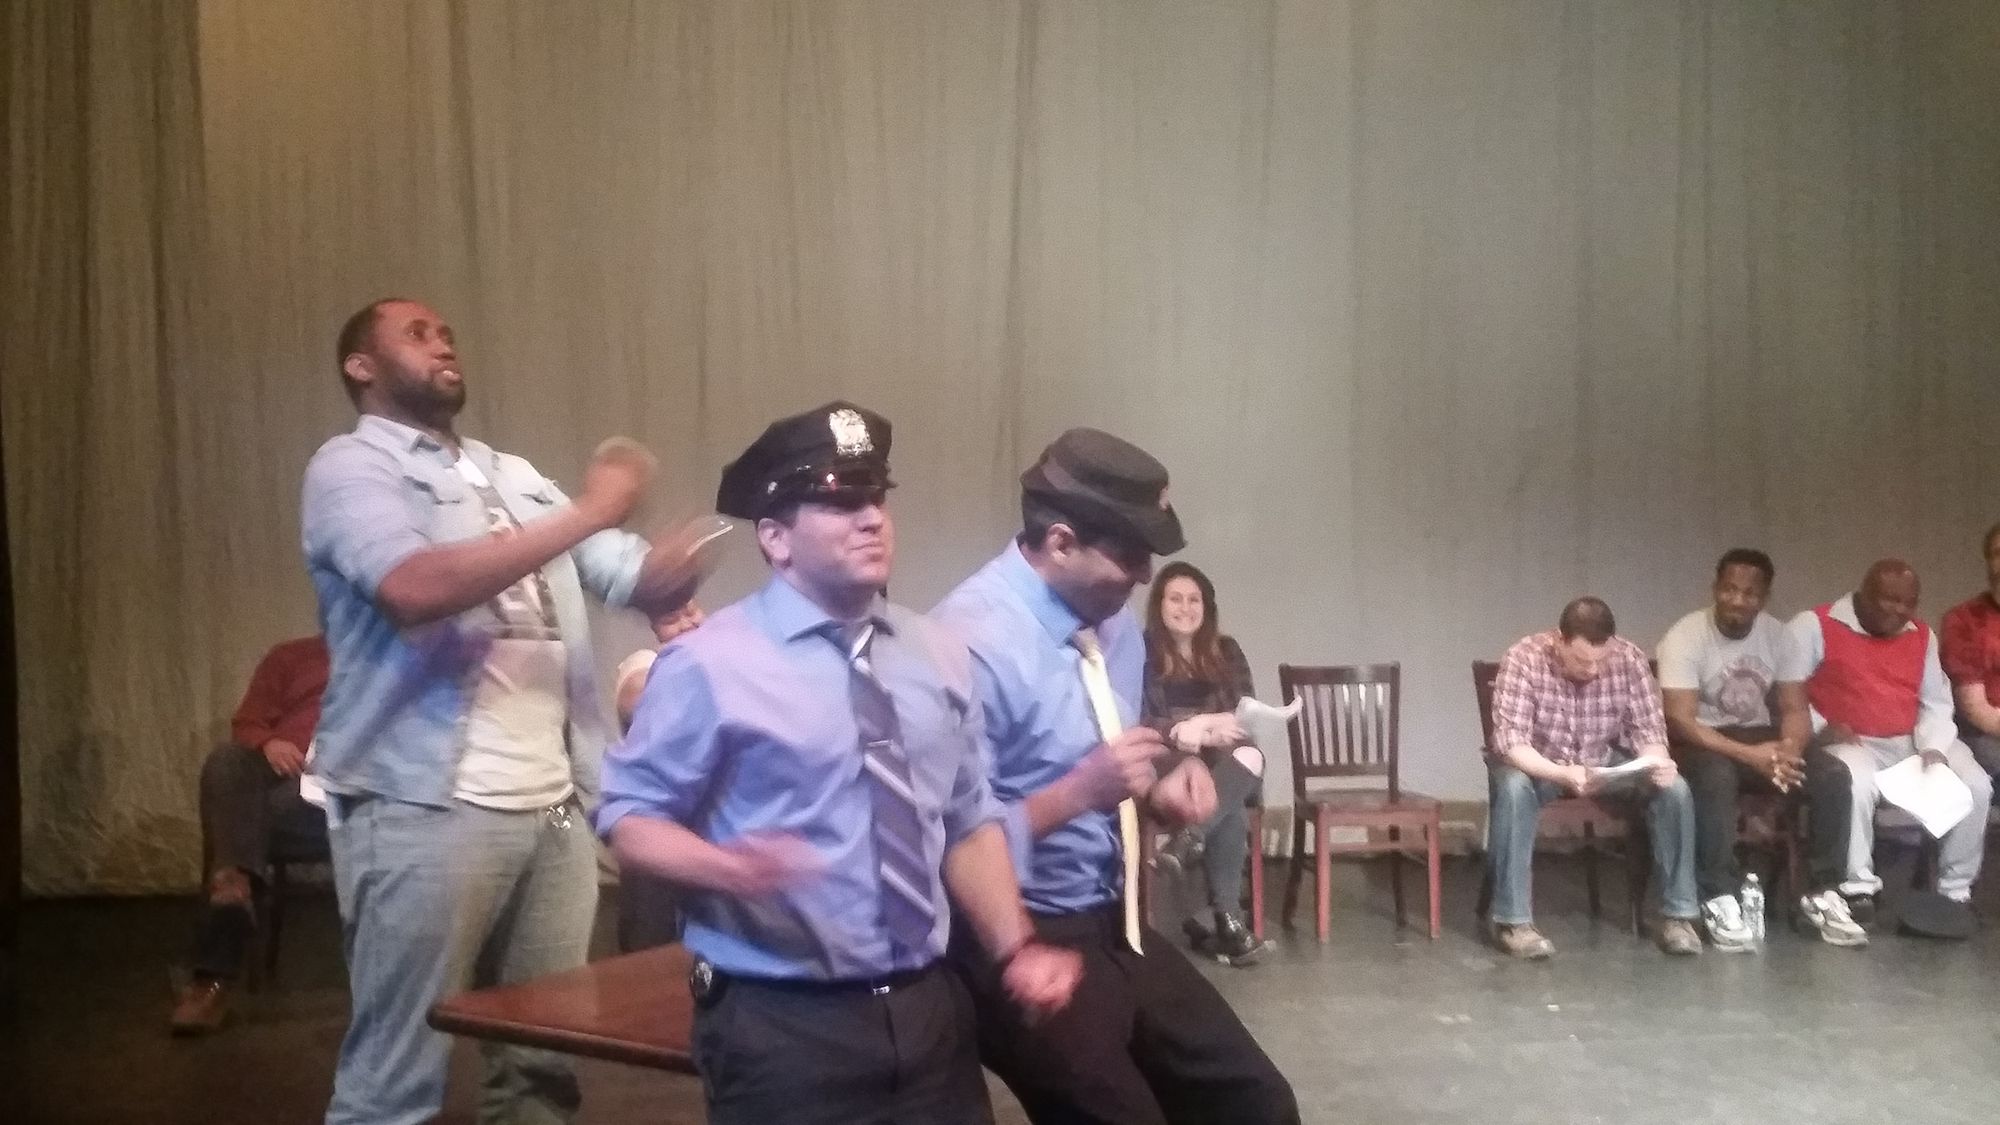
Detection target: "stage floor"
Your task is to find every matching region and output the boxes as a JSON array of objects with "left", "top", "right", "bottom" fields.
[{"left": 9, "top": 849, "right": 1999, "bottom": 1124}]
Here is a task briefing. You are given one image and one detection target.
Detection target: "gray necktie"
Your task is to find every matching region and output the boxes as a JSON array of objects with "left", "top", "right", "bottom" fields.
[{"left": 839, "top": 622, "right": 938, "bottom": 957}]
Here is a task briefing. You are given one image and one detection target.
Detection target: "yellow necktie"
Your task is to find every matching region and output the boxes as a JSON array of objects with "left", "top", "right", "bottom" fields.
[{"left": 1073, "top": 628, "right": 1143, "bottom": 955}]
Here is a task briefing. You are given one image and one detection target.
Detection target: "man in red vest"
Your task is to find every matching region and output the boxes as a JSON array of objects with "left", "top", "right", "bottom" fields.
[{"left": 1788, "top": 560, "right": 1993, "bottom": 922}]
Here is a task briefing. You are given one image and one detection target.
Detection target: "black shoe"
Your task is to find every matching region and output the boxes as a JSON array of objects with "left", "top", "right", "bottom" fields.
[
  {"left": 1210, "top": 911, "right": 1269, "bottom": 966},
  {"left": 1844, "top": 893, "right": 1878, "bottom": 929}
]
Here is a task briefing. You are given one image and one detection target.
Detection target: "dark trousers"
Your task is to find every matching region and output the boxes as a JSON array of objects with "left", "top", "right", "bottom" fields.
[
  {"left": 952, "top": 905, "right": 1299, "bottom": 1125},
  {"left": 690, "top": 962, "right": 992, "bottom": 1125},
  {"left": 191, "top": 743, "right": 326, "bottom": 979},
  {"left": 1195, "top": 752, "right": 1262, "bottom": 917},
  {"left": 1673, "top": 726, "right": 1850, "bottom": 900}
]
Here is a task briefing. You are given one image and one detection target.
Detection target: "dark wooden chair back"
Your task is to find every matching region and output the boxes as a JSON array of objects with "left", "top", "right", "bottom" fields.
[
  {"left": 1472, "top": 660, "right": 1501, "bottom": 751},
  {"left": 1279, "top": 663, "right": 1403, "bottom": 801}
]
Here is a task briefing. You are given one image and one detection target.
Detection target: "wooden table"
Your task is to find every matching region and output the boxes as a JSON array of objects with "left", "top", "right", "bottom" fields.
[{"left": 429, "top": 944, "right": 698, "bottom": 1073}]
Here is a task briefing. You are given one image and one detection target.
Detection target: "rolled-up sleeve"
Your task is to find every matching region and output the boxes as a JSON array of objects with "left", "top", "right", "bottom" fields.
[
  {"left": 595, "top": 648, "right": 724, "bottom": 836},
  {"left": 301, "top": 443, "right": 430, "bottom": 597},
  {"left": 540, "top": 475, "right": 646, "bottom": 608},
  {"left": 1489, "top": 650, "right": 1538, "bottom": 755}
]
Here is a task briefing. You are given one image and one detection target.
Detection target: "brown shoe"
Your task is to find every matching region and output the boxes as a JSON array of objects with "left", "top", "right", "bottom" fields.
[
  {"left": 1656, "top": 917, "right": 1703, "bottom": 956},
  {"left": 169, "top": 977, "right": 230, "bottom": 1036},
  {"left": 1491, "top": 922, "right": 1555, "bottom": 960}
]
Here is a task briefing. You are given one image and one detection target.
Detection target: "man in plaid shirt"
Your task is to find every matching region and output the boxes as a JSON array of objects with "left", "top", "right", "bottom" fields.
[{"left": 1485, "top": 597, "right": 1700, "bottom": 959}]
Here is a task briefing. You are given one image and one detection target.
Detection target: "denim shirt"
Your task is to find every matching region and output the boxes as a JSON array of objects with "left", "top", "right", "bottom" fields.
[
  {"left": 931, "top": 542, "right": 1145, "bottom": 915},
  {"left": 300, "top": 414, "right": 647, "bottom": 807},
  {"left": 596, "top": 577, "right": 1003, "bottom": 980}
]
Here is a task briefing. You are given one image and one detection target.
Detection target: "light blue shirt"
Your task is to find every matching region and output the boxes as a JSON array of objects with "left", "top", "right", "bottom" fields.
[
  {"left": 300, "top": 414, "right": 647, "bottom": 806},
  {"left": 931, "top": 542, "right": 1145, "bottom": 915},
  {"left": 596, "top": 575, "right": 1003, "bottom": 981}
]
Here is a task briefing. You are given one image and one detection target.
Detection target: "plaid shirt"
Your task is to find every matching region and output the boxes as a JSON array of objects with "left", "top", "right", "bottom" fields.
[{"left": 1489, "top": 631, "right": 1667, "bottom": 766}]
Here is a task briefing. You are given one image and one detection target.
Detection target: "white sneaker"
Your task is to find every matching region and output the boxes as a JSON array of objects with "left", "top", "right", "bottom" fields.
[
  {"left": 1799, "top": 889, "right": 1869, "bottom": 947},
  {"left": 1700, "top": 893, "right": 1756, "bottom": 952}
]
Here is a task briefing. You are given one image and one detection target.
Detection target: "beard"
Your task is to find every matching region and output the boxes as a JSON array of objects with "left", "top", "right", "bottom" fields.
[{"left": 380, "top": 359, "right": 466, "bottom": 420}]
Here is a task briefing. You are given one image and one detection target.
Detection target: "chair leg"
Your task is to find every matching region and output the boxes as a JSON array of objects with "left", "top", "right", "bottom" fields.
[
  {"left": 1426, "top": 818, "right": 1443, "bottom": 940},
  {"left": 1388, "top": 825, "right": 1407, "bottom": 930},
  {"left": 263, "top": 862, "right": 288, "bottom": 984},
  {"left": 1475, "top": 866, "right": 1493, "bottom": 922},
  {"left": 1282, "top": 815, "right": 1306, "bottom": 930},
  {"left": 1582, "top": 821, "right": 1602, "bottom": 919},
  {"left": 1314, "top": 809, "right": 1333, "bottom": 943},
  {"left": 1247, "top": 810, "right": 1266, "bottom": 941},
  {"left": 1627, "top": 818, "right": 1650, "bottom": 936}
]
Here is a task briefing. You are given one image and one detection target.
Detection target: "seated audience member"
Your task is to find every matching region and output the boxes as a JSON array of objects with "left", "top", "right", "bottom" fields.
[
  {"left": 611, "top": 602, "right": 704, "bottom": 952},
  {"left": 1486, "top": 598, "right": 1700, "bottom": 959},
  {"left": 1658, "top": 549, "right": 1862, "bottom": 949},
  {"left": 169, "top": 634, "right": 330, "bottom": 1035},
  {"left": 1140, "top": 561, "right": 1272, "bottom": 966},
  {"left": 1940, "top": 523, "right": 2000, "bottom": 781},
  {"left": 1792, "top": 560, "right": 1993, "bottom": 922}
]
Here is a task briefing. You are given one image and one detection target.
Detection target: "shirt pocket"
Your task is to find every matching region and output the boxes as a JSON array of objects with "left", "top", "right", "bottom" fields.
[{"left": 402, "top": 471, "right": 482, "bottom": 540}]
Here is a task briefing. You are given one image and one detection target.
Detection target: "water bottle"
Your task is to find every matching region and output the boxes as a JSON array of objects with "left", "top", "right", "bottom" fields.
[{"left": 1740, "top": 874, "right": 1766, "bottom": 943}]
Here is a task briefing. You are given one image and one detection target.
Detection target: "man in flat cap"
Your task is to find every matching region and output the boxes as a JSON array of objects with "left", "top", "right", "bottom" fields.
[
  {"left": 934, "top": 428, "right": 1300, "bottom": 1124},
  {"left": 598, "top": 402, "right": 1081, "bottom": 1125},
  {"left": 303, "top": 298, "right": 710, "bottom": 1125}
]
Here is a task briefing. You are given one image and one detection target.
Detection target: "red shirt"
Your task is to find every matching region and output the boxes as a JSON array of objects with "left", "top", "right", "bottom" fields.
[
  {"left": 1805, "top": 604, "right": 1926, "bottom": 737},
  {"left": 1940, "top": 592, "right": 2000, "bottom": 703},
  {"left": 231, "top": 636, "right": 330, "bottom": 752}
]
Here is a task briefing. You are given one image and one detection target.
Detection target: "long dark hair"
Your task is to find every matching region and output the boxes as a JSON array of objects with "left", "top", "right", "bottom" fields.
[{"left": 1145, "top": 561, "right": 1225, "bottom": 684}]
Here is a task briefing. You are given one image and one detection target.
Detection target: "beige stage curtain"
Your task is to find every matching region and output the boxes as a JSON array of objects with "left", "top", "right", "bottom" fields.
[{"left": 5, "top": 1, "right": 1997, "bottom": 894}]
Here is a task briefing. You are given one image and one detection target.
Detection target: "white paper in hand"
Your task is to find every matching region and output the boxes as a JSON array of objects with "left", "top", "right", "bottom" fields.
[
  {"left": 1874, "top": 755, "right": 1975, "bottom": 838},
  {"left": 1235, "top": 694, "right": 1304, "bottom": 728}
]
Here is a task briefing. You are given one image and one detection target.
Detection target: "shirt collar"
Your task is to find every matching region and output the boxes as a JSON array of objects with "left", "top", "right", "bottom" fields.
[
  {"left": 1828, "top": 591, "right": 1916, "bottom": 636},
  {"left": 755, "top": 572, "right": 893, "bottom": 643},
  {"left": 355, "top": 412, "right": 484, "bottom": 464},
  {"left": 993, "top": 540, "right": 1087, "bottom": 646}
]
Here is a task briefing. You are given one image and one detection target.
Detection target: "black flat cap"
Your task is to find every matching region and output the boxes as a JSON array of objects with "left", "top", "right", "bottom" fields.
[
  {"left": 1020, "top": 427, "right": 1184, "bottom": 555},
  {"left": 716, "top": 401, "right": 894, "bottom": 521},
  {"left": 1898, "top": 890, "right": 1976, "bottom": 940}
]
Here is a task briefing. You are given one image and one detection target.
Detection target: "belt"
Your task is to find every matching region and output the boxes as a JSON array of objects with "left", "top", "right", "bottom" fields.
[{"left": 690, "top": 958, "right": 939, "bottom": 1006}]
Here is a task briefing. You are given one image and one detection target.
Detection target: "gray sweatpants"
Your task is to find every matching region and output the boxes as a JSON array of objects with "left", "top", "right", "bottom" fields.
[{"left": 1826, "top": 734, "right": 1993, "bottom": 901}]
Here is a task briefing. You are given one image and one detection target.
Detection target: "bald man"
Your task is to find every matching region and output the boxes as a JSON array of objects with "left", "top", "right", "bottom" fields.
[{"left": 1789, "top": 561, "right": 1994, "bottom": 921}]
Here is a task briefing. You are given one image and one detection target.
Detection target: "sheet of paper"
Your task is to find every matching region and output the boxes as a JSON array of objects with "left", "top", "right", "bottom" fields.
[
  {"left": 1873, "top": 754, "right": 1974, "bottom": 838},
  {"left": 1235, "top": 694, "right": 1304, "bottom": 728},
  {"left": 1589, "top": 757, "right": 1655, "bottom": 779}
]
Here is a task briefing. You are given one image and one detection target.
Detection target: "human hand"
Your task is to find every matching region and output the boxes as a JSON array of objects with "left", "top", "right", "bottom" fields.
[
  {"left": 260, "top": 738, "right": 306, "bottom": 778},
  {"left": 1067, "top": 728, "right": 1165, "bottom": 812},
  {"left": 1756, "top": 742, "right": 1804, "bottom": 791},
  {"left": 716, "top": 832, "right": 823, "bottom": 897},
  {"left": 1168, "top": 712, "right": 1248, "bottom": 752},
  {"left": 578, "top": 437, "right": 657, "bottom": 530},
  {"left": 1562, "top": 763, "right": 1596, "bottom": 796},
  {"left": 652, "top": 602, "right": 705, "bottom": 644},
  {"left": 1000, "top": 942, "right": 1082, "bottom": 1022},
  {"left": 1148, "top": 758, "right": 1218, "bottom": 826},
  {"left": 1920, "top": 747, "right": 1949, "bottom": 769},
  {"left": 1644, "top": 755, "right": 1680, "bottom": 789}
]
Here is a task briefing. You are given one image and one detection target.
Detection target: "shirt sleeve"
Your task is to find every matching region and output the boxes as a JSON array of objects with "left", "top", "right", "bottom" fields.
[
  {"left": 1622, "top": 657, "right": 1670, "bottom": 750},
  {"left": 940, "top": 671, "right": 1007, "bottom": 848},
  {"left": 1222, "top": 636, "right": 1255, "bottom": 706},
  {"left": 1917, "top": 630, "right": 1961, "bottom": 753},
  {"left": 532, "top": 472, "right": 646, "bottom": 608},
  {"left": 593, "top": 648, "right": 726, "bottom": 836},
  {"left": 960, "top": 645, "right": 1034, "bottom": 877},
  {"left": 301, "top": 442, "right": 431, "bottom": 598},
  {"left": 229, "top": 643, "right": 295, "bottom": 750},
  {"left": 1654, "top": 617, "right": 1700, "bottom": 692},
  {"left": 1940, "top": 605, "right": 1984, "bottom": 688},
  {"left": 1488, "top": 647, "right": 1538, "bottom": 755},
  {"left": 1783, "top": 611, "right": 1828, "bottom": 732}
]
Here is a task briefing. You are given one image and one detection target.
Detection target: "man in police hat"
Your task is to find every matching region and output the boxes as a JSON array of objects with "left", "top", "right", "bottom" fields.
[
  {"left": 934, "top": 428, "right": 1300, "bottom": 1124},
  {"left": 597, "top": 401, "right": 1081, "bottom": 1125}
]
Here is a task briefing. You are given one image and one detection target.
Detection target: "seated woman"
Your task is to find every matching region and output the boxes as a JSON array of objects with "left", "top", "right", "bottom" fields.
[{"left": 1142, "top": 561, "right": 1273, "bottom": 966}]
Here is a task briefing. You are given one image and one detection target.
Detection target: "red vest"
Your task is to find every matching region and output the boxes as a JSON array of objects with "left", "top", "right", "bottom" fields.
[{"left": 1806, "top": 602, "right": 1928, "bottom": 737}]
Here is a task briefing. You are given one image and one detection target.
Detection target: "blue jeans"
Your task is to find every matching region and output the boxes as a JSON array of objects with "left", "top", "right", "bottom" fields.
[
  {"left": 1485, "top": 760, "right": 1697, "bottom": 926},
  {"left": 325, "top": 796, "right": 597, "bottom": 1125}
]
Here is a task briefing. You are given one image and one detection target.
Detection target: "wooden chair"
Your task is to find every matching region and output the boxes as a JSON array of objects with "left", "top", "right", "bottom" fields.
[
  {"left": 1278, "top": 663, "right": 1442, "bottom": 941},
  {"left": 1471, "top": 660, "right": 1648, "bottom": 933}
]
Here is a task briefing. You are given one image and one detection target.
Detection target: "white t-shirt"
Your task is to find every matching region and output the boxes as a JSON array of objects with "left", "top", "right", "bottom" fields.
[
  {"left": 450, "top": 454, "right": 573, "bottom": 810},
  {"left": 1654, "top": 608, "right": 1797, "bottom": 730}
]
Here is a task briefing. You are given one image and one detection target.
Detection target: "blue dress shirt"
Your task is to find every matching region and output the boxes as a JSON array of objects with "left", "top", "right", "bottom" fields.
[
  {"left": 596, "top": 575, "right": 1003, "bottom": 981},
  {"left": 930, "top": 542, "right": 1145, "bottom": 915},
  {"left": 300, "top": 414, "right": 647, "bottom": 806}
]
